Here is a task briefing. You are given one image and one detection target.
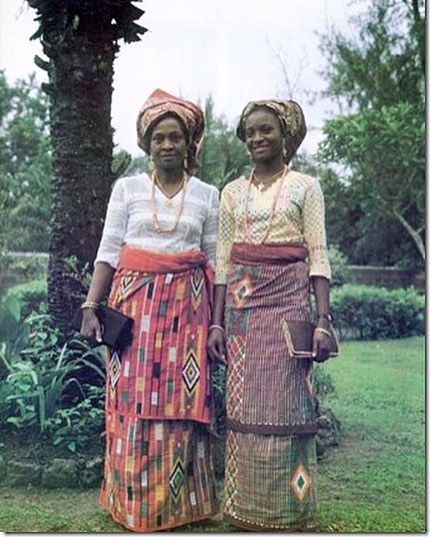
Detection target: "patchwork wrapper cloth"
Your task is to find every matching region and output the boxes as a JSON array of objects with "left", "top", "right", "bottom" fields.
[
  {"left": 223, "top": 243, "right": 318, "bottom": 531},
  {"left": 99, "top": 246, "right": 219, "bottom": 532}
]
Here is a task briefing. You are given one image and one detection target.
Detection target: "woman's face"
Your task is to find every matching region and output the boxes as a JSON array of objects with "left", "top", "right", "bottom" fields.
[
  {"left": 149, "top": 116, "right": 188, "bottom": 172},
  {"left": 244, "top": 108, "right": 284, "bottom": 164}
]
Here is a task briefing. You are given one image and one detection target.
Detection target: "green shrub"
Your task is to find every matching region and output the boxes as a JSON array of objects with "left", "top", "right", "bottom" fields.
[
  {"left": 331, "top": 284, "right": 424, "bottom": 340},
  {"left": 0, "top": 295, "right": 31, "bottom": 382},
  {"left": 0, "top": 308, "right": 106, "bottom": 452},
  {"left": 314, "top": 365, "right": 336, "bottom": 401},
  {"left": 0, "top": 252, "right": 48, "bottom": 289},
  {"left": 328, "top": 245, "right": 349, "bottom": 287},
  {"left": 5, "top": 279, "right": 47, "bottom": 318},
  {"left": 47, "top": 385, "right": 105, "bottom": 453}
]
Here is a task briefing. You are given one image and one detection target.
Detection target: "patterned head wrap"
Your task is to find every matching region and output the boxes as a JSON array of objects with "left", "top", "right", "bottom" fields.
[
  {"left": 136, "top": 89, "right": 205, "bottom": 167},
  {"left": 236, "top": 99, "right": 307, "bottom": 164}
]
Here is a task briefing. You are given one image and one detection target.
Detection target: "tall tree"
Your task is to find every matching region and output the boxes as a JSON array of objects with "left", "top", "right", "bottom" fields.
[
  {"left": 318, "top": 0, "right": 425, "bottom": 265},
  {"left": 26, "top": 0, "right": 146, "bottom": 331}
]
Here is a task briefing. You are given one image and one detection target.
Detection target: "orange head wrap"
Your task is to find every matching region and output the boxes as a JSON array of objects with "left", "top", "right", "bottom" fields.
[{"left": 136, "top": 89, "right": 205, "bottom": 165}]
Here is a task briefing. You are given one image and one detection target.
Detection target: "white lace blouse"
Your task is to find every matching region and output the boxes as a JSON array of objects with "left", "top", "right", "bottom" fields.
[{"left": 95, "top": 173, "right": 219, "bottom": 269}]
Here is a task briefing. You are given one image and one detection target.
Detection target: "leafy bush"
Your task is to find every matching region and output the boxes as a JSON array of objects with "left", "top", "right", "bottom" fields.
[
  {"left": 0, "top": 252, "right": 48, "bottom": 288},
  {"left": 328, "top": 245, "right": 349, "bottom": 287},
  {"left": 331, "top": 284, "right": 424, "bottom": 340},
  {"left": 46, "top": 385, "right": 105, "bottom": 453},
  {"left": 0, "top": 302, "right": 106, "bottom": 453},
  {"left": 314, "top": 365, "right": 336, "bottom": 401},
  {"left": 5, "top": 279, "right": 47, "bottom": 318},
  {"left": 1, "top": 326, "right": 105, "bottom": 433},
  {"left": 0, "top": 295, "right": 30, "bottom": 382}
]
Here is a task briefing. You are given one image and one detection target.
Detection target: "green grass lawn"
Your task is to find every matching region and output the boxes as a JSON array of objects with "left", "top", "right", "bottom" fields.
[
  {"left": 317, "top": 336, "right": 425, "bottom": 533},
  {"left": 0, "top": 337, "right": 425, "bottom": 532}
]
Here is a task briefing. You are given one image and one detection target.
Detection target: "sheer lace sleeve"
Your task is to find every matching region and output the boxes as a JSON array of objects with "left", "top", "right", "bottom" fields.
[
  {"left": 302, "top": 179, "right": 331, "bottom": 280},
  {"left": 215, "top": 185, "right": 235, "bottom": 284},
  {"left": 201, "top": 186, "right": 219, "bottom": 270},
  {"left": 94, "top": 179, "right": 128, "bottom": 269}
]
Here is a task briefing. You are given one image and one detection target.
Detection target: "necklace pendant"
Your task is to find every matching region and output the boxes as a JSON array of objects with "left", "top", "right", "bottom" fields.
[
  {"left": 166, "top": 199, "right": 173, "bottom": 208},
  {"left": 258, "top": 183, "right": 264, "bottom": 192}
]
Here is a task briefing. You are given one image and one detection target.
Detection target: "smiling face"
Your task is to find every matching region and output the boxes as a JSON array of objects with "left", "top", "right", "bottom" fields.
[
  {"left": 244, "top": 107, "right": 284, "bottom": 165},
  {"left": 149, "top": 115, "right": 188, "bottom": 172}
]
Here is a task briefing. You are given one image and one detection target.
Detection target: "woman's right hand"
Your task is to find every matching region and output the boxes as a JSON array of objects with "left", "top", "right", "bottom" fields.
[
  {"left": 207, "top": 327, "right": 227, "bottom": 365},
  {"left": 80, "top": 308, "right": 103, "bottom": 345}
]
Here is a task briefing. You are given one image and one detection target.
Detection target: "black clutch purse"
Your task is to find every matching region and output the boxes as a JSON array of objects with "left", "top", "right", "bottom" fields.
[
  {"left": 72, "top": 305, "right": 134, "bottom": 350},
  {"left": 282, "top": 320, "right": 339, "bottom": 359}
]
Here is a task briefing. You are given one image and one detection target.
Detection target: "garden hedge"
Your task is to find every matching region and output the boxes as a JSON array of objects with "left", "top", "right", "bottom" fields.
[{"left": 330, "top": 284, "right": 424, "bottom": 340}]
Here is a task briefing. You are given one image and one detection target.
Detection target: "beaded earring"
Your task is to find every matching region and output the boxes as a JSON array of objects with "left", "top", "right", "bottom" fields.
[{"left": 148, "top": 154, "right": 155, "bottom": 172}]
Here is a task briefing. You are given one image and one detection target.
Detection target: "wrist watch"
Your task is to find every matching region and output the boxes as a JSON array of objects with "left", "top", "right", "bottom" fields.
[{"left": 318, "top": 313, "right": 333, "bottom": 321}]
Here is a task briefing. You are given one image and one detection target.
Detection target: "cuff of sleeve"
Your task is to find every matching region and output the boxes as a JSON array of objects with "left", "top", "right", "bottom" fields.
[
  {"left": 215, "top": 273, "right": 228, "bottom": 285},
  {"left": 309, "top": 267, "right": 332, "bottom": 281},
  {"left": 94, "top": 256, "right": 119, "bottom": 270}
]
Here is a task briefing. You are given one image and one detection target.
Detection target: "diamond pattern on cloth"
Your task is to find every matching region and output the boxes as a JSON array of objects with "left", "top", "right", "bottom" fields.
[
  {"left": 182, "top": 350, "right": 200, "bottom": 393},
  {"left": 109, "top": 351, "right": 122, "bottom": 388},
  {"left": 290, "top": 462, "right": 312, "bottom": 502},
  {"left": 230, "top": 273, "right": 254, "bottom": 309},
  {"left": 113, "top": 272, "right": 152, "bottom": 306},
  {"left": 169, "top": 460, "right": 185, "bottom": 501},
  {"left": 190, "top": 268, "right": 204, "bottom": 311}
]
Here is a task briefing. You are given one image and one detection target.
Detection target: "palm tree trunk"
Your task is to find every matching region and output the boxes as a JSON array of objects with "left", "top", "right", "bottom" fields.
[
  {"left": 27, "top": 1, "right": 146, "bottom": 332},
  {"left": 48, "top": 17, "right": 116, "bottom": 331}
]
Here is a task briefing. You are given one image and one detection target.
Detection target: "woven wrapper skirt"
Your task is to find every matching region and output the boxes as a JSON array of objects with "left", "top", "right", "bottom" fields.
[
  {"left": 99, "top": 246, "right": 219, "bottom": 532},
  {"left": 223, "top": 244, "right": 317, "bottom": 531}
]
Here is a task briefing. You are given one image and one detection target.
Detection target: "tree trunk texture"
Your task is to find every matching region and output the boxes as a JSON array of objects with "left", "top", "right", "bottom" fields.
[{"left": 32, "top": 5, "right": 118, "bottom": 331}]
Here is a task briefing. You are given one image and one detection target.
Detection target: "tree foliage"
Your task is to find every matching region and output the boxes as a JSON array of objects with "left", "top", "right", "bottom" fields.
[
  {"left": 199, "top": 96, "right": 250, "bottom": 189},
  {"left": 318, "top": 0, "right": 425, "bottom": 265},
  {"left": 0, "top": 72, "right": 51, "bottom": 252}
]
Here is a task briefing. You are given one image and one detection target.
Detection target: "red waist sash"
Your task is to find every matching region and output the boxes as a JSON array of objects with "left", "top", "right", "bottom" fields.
[
  {"left": 118, "top": 244, "right": 210, "bottom": 273},
  {"left": 117, "top": 245, "right": 214, "bottom": 306},
  {"left": 230, "top": 242, "right": 308, "bottom": 266}
]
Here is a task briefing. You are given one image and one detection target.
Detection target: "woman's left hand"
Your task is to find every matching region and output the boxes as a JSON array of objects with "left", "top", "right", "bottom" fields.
[{"left": 312, "top": 318, "right": 332, "bottom": 363}]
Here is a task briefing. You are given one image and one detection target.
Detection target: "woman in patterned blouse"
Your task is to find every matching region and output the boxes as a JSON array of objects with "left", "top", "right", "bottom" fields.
[
  {"left": 80, "top": 89, "right": 219, "bottom": 532},
  {"left": 208, "top": 99, "right": 332, "bottom": 531}
]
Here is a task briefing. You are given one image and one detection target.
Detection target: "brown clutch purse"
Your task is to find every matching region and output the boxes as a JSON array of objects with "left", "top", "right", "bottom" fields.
[{"left": 282, "top": 320, "right": 339, "bottom": 359}]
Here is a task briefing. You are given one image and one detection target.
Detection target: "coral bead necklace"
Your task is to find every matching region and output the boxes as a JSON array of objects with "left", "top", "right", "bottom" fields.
[{"left": 150, "top": 170, "right": 187, "bottom": 233}]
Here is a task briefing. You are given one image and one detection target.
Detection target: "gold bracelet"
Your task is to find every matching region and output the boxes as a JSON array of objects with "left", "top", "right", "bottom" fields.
[
  {"left": 209, "top": 324, "right": 225, "bottom": 333},
  {"left": 81, "top": 301, "right": 99, "bottom": 310},
  {"left": 315, "top": 327, "right": 331, "bottom": 338}
]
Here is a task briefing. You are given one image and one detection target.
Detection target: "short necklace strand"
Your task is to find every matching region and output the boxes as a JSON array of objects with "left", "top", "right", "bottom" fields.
[
  {"left": 252, "top": 165, "right": 287, "bottom": 192},
  {"left": 154, "top": 170, "right": 184, "bottom": 199},
  {"left": 244, "top": 165, "right": 288, "bottom": 244},
  {"left": 150, "top": 170, "right": 187, "bottom": 233}
]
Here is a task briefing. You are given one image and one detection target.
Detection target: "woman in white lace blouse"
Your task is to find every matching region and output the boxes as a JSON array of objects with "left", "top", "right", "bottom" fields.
[{"left": 80, "top": 89, "right": 219, "bottom": 532}]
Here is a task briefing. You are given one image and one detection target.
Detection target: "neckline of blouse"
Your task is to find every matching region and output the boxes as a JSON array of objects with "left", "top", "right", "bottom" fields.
[{"left": 143, "top": 172, "right": 195, "bottom": 201}]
